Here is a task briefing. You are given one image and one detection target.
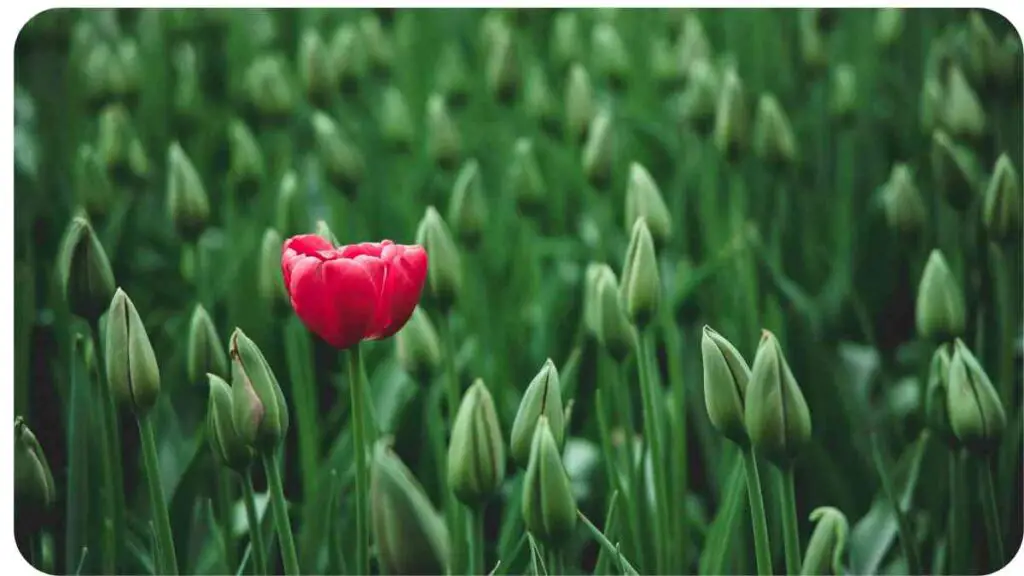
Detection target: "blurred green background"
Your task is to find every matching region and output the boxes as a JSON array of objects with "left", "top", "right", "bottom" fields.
[{"left": 13, "top": 7, "right": 1023, "bottom": 575}]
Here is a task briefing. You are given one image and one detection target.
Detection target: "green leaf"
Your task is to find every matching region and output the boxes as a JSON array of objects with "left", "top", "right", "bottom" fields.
[{"left": 698, "top": 449, "right": 747, "bottom": 575}]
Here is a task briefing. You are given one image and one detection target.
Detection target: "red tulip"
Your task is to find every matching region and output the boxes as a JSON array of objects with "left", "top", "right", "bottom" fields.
[{"left": 281, "top": 234, "right": 429, "bottom": 350}]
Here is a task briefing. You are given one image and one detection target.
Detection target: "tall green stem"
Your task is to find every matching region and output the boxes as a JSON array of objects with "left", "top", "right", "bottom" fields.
[
  {"left": 780, "top": 466, "right": 801, "bottom": 575},
  {"left": 440, "top": 316, "right": 465, "bottom": 574},
  {"left": 469, "top": 506, "right": 486, "bottom": 576},
  {"left": 138, "top": 415, "right": 179, "bottom": 575},
  {"left": 979, "top": 460, "right": 1005, "bottom": 569},
  {"left": 243, "top": 472, "right": 267, "bottom": 575},
  {"left": 947, "top": 452, "right": 962, "bottom": 575},
  {"left": 742, "top": 448, "right": 773, "bottom": 575},
  {"left": 636, "top": 329, "right": 669, "bottom": 574},
  {"left": 262, "top": 452, "right": 300, "bottom": 575},
  {"left": 871, "top": 433, "right": 920, "bottom": 575},
  {"left": 215, "top": 469, "right": 237, "bottom": 570},
  {"left": 90, "top": 319, "right": 124, "bottom": 573},
  {"left": 347, "top": 345, "right": 369, "bottom": 576}
]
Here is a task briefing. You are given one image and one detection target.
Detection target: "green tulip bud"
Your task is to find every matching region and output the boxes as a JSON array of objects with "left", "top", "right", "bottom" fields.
[
  {"left": 701, "top": 325, "right": 752, "bottom": 446},
  {"left": 113, "top": 38, "right": 141, "bottom": 100},
  {"left": 714, "top": 65, "right": 748, "bottom": 161},
  {"left": 874, "top": 9, "right": 904, "bottom": 48},
  {"left": 379, "top": 85, "right": 414, "bottom": 151},
  {"left": 427, "top": 93, "right": 462, "bottom": 171},
  {"left": 625, "top": 162, "right": 672, "bottom": 247},
  {"left": 829, "top": 63, "right": 857, "bottom": 121},
  {"left": 619, "top": 218, "right": 660, "bottom": 329},
  {"left": 752, "top": 93, "right": 798, "bottom": 168},
  {"left": 227, "top": 118, "right": 265, "bottom": 192},
  {"left": 315, "top": 219, "right": 339, "bottom": 246},
  {"left": 522, "top": 416, "right": 577, "bottom": 546},
  {"left": 582, "top": 262, "right": 605, "bottom": 341},
  {"left": 941, "top": 65, "right": 985, "bottom": 139},
  {"left": 415, "top": 206, "right": 463, "bottom": 313},
  {"left": 172, "top": 42, "right": 202, "bottom": 118},
  {"left": 243, "top": 54, "right": 296, "bottom": 121},
  {"left": 509, "top": 137, "right": 546, "bottom": 214},
  {"left": 448, "top": 159, "right": 488, "bottom": 249},
  {"left": 74, "top": 143, "right": 115, "bottom": 219},
  {"left": 360, "top": 13, "right": 394, "bottom": 76},
  {"left": 880, "top": 163, "right": 926, "bottom": 242},
  {"left": 800, "top": 506, "right": 849, "bottom": 575},
  {"left": 919, "top": 76, "right": 943, "bottom": 134},
  {"left": 485, "top": 24, "right": 519, "bottom": 103},
  {"left": 947, "top": 338, "right": 1007, "bottom": 453},
  {"left": 982, "top": 154, "right": 1022, "bottom": 243},
  {"left": 925, "top": 344, "right": 958, "bottom": 447},
  {"left": 258, "top": 228, "right": 286, "bottom": 310},
  {"left": 965, "top": 11, "right": 999, "bottom": 83},
  {"left": 650, "top": 36, "right": 685, "bottom": 90},
  {"left": 435, "top": 43, "right": 470, "bottom": 106},
  {"left": 915, "top": 249, "right": 966, "bottom": 342},
  {"left": 15, "top": 417, "right": 56, "bottom": 510},
  {"left": 745, "top": 330, "right": 812, "bottom": 466},
  {"left": 524, "top": 64, "right": 558, "bottom": 131},
  {"left": 97, "top": 103, "right": 133, "bottom": 175},
  {"left": 276, "top": 170, "right": 302, "bottom": 236},
  {"left": 677, "top": 14, "right": 712, "bottom": 75},
  {"left": 992, "top": 33, "right": 1022, "bottom": 88},
  {"left": 799, "top": 9, "right": 828, "bottom": 71},
  {"left": 127, "top": 139, "right": 150, "bottom": 181},
  {"left": 187, "top": 304, "right": 228, "bottom": 385},
  {"left": 448, "top": 379, "right": 506, "bottom": 505},
  {"left": 166, "top": 142, "right": 210, "bottom": 242},
  {"left": 82, "top": 41, "right": 116, "bottom": 104},
  {"left": 329, "top": 22, "right": 367, "bottom": 92},
  {"left": 931, "top": 130, "right": 980, "bottom": 211},
  {"left": 371, "top": 440, "right": 450, "bottom": 575},
  {"left": 230, "top": 328, "right": 289, "bottom": 453},
  {"left": 673, "top": 58, "right": 721, "bottom": 133},
  {"left": 582, "top": 108, "right": 614, "bottom": 187},
  {"left": 510, "top": 359, "right": 565, "bottom": 467},
  {"left": 395, "top": 306, "right": 442, "bottom": 382},
  {"left": 565, "top": 63, "right": 596, "bottom": 144},
  {"left": 207, "top": 374, "right": 255, "bottom": 472},
  {"left": 312, "top": 110, "right": 365, "bottom": 194},
  {"left": 478, "top": 11, "right": 510, "bottom": 54},
  {"left": 591, "top": 22, "right": 629, "bottom": 89},
  {"left": 551, "top": 11, "right": 583, "bottom": 72},
  {"left": 56, "top": 214, "right": 116, "bottom": 322},
  {"left": 594, "top": 265, "right": 636, "bottom": 363},
  {"left": 105, "top": 288, "right": 162, "bottom": 416}
]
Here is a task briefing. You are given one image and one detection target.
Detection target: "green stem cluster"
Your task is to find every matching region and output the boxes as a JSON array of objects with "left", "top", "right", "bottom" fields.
[
  {"left": 742, "top": 449, "right": 773, "bottom": 575},
  {"left": 138, "top": 415, "right": 179, "bottom": 575},
  {"left": 263, "top": 452, "right": 300, "bottom": 575},
  {"left": 347, "top": 345, "right": 370, "bottom": 576},
  {"left": 243, "top": 472, "right": 267, "bottom": 575},
  {"left": 636, "top": 330, "right": 671, "bottom": 574}
]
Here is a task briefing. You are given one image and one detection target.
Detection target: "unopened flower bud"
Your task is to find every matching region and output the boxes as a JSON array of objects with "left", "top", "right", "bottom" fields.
[
  {"left": 415, "top": 206, "right": 463, "bottom": 313},
  {"left": 965, "top": 11, "right": 999, "bottom": 83},
  {"left": 207, "top": 374, "right": 255, "bottom": 471},
  {"left": 298, "top": 27, "right": 333, "bottom": 104},
  {"left": 509, "top": 138, "right": 546, "bottom": 214},
  {"left": 677, "top": 15, "right": 712, "bottom": 74},
  {"left": 925, "top": 344, "right": 957, "bottom": 447},
  {"left": 187, "top": 304, "right": 228, "bottom": 385},
  {"left": 112, "top": 38, "right": 141, "bottom": 101},
  {"left": 919, "top": 76, "right": 943, "bottom": 134},
  {"left": 799, "top": 9, "right": 828, "bottom": 71},
  {"left": 673, "top": 58, "right": 720, "bottom": 134},
  {"left": 82, "top": 41, "right": 117, "bottom": 105},
  {"left": 982, "top": 154, "right": 1022, "bottom": 243},
  {"left": 551, "top": 11, "right": 583, "bottom": 72},
  {"left": 582, "top": 109, "right": 614, "bottom": 187},
  {"left": 745, "top": 330, "right": 812, "bottom": 466},
  {"left": 915, "top": 249, "right": 966, "bottom": 341},
  {"left": 486, "top": 25, "right": 520, "bottom": 104},
  {"left": 228, "top": 118, "right": 265, "bottom": 194},
  {"left": 276, "top": 170, "right": 302, "bottom": 236},
  {"left": 525, "top": 64, "right": 558, "bottom": 132},
  {"left": 435, "top": 44, "right": 470, "bottom": 107},
  {"left": 379, "top": 85, "right": 414, "bottom": 151},
  {"left": 172, "top": 42, "right": 202, "bottom": 119},
  {"left": 395, "top": 306, "right": 442, "bottom": 381},
  {"left": 651, "top": 36, "right": 685, "bottom": 90},
  {"left": 566, "top": 63, "right": 595, "bottom": 144},
  {"left": 371, "top": 440, "right": 450, "bottom": 575},
  {"left": 329, "top": 23, "right": 367, "bottom": 93},
  {"left": 258, "top": 228, "right": 286, "bottom": 310},
  {"left": 315, "top": 219, "right": 339, "bottom": 246},
  {"left": 230, "top": 328, "right": 289, "bottom": 452},
  {"left": 510, "top": 359, "right": 565, "bottom": 466},
  {"left": 880, "top": 163, "right": 926, "bottom": 242},
  {"left": 992, "top": 33, "right": 1022, "bottom": 88},
  {"left": 522, "top": 416, "right": 577, "bottom": 546},
  {"left": 427, "top": 94, "right": 462, "bottom": 171},
  {"left": 106, "top": 288, "right": 162, "bottom": 416},
  {"left": 701, "top": 326, "right": 752, "bottom": 446},
  {"left": 166, "top": 142, "right": 210, "bottom": 241},
  {"left": 74, "top": 143, "right": 115, "bottom": 220},
  {"left": 448, "top": 159, "right": 488, "bottom": 249},
  {"left": 448, "top": 379, "right": 506, "bottom": 505},
  {"left": 360, "top": 13, "right": 394, "bottom": 76},
  {"left": 829, "top": 63, "right": 857, "bottom": 121},
  {"left": 15, "top": 417, "right": 56, "bottom": 510},
  {"left": 948, "top": 338, "right": 1006, "bottom": 453},
  {"left": 941, "top": 65, "right": 985, "bottom": 139},
  {"left": 619, "top": 218, "right": 660, "bottom": 329},
  {"left": 591, "top": 22, "right": 629, "bottom": 89},
  {"left": 874, "top": 9, "right": 904, "bottom": 48},
  {"left": 57, "top": 215, "right": 116, "bottom": 322},
  {"left": 594, "top": 265, "right": 636, "bottom": 362},
  {"left": 714, "top": 66, "right": 748, "bottom": 161},
  {"left": 625, "top": 163, "right": 672, "bottom": 247},
  {"left": 931, "top": 130, "right": 980, "bottom": 211},
  {"left": 243, "top": 54, "right": 296, "bottom": 121},
  {"left": 97, "top": 103, "right": 133, "bottom": 175},
  {"left": 312, "top": 110, "right": 365, "bottom": 194},
  {"left": 801, "top": 506, "right": 849, "bottom": 576},
  {"left": 752, "top": 93, "right": 798, "bottom": 168}
]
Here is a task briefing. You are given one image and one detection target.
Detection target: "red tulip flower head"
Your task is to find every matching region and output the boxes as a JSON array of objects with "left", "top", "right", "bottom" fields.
[{"left": 281, "top": 235, "right": 429, "bottom": 350}]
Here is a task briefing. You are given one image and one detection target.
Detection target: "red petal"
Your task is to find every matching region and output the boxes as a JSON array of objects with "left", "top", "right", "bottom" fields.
[
  {"left": 288, "top": 256, "right": 376, "bottom": 349},
  {"left": 338, "top": 242, "right": 385, "bottom": 259},
  {"left": 374, "top": 244, "right": 429, "bottom": 340},
  {"left": 284, "top": 234, "right": 334, "bottom": 256}
]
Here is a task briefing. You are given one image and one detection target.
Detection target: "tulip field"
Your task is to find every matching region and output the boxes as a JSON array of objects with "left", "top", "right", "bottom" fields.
[{"left": 13, "top": 7, "right": 1024, "bottom": 576}]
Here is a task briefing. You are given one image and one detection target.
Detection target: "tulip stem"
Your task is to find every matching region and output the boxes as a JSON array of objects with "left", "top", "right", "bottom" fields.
[
  {"left": 636, "top": 329, "right": 669, "bottom": 575},
  {"left": 138, "top": 415, "right": 179, "bottom": 575},
  {"left": 979, "top": 459, "right": 1005, "bottom": 569},
  {"left": 742, "top": 448, "right": 773, "bottom": 575},
  {"left": 439, "top": 316, "right": 466, "bottom": 574},
  {"left": 242, "top": 472, "right": 267, "bottom": 575},
  {"left": 346, "top": 345, "right": 369, "bottom": 576},
  {"left": 947, "top": 452, "right": 963, "bottom": 575},
  {"left": 870, "top": 432, "right": 920, "bottom": 575},
  {"left": 261, "top": 451, "right": 300, "bottom": 575},
  {"left": 90, "top": 318, "right": 125, "bottom": 574},
  {"left": 469, "top": 505, "right": 486, "bottom": 576},
  {"left": 780, "top": 466, "right": 801, "bottom": 575}
]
